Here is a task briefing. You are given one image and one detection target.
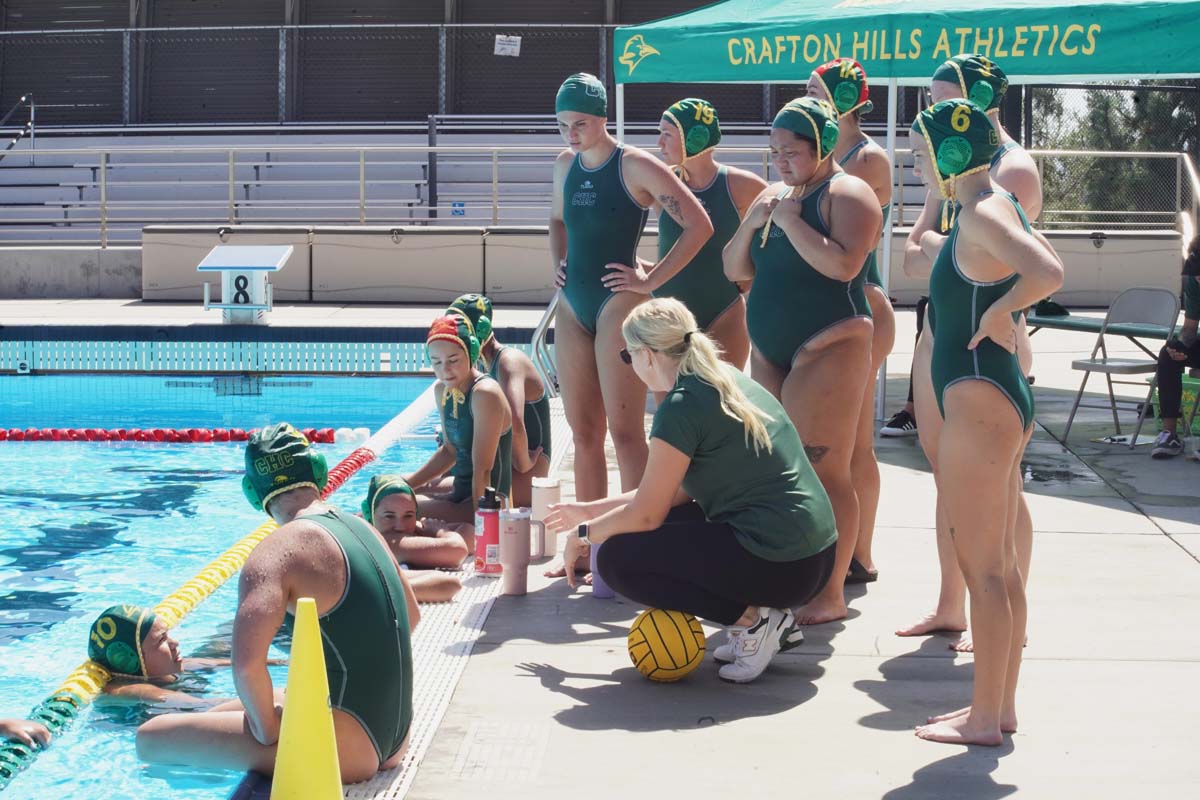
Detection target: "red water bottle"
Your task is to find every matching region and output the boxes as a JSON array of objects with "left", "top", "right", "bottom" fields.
[{"left": 474, "top": 487, "right": 502, "bottom": 576}]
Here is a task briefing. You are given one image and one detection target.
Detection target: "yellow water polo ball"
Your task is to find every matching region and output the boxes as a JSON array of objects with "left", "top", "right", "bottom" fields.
[{"left": 627, "top": 608, "right": 706, "bottom": 682}]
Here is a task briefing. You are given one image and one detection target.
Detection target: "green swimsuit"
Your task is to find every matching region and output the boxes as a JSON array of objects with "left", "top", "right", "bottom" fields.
[
  {"left": 927, "top": 141, "right": 1021, "bottom": 334},
  {"left": 488, "top": 346, "right": 552, "bottom": 462},
  {"left": 653, "top": 165, "right": 742, "bottom": 329},
  {"left": 561, "top": 145, "right": 649, "bottom": 335},
  {"left": 285, "top": 508, "right": 413, "bottom": 764},
  {"left": 837, "top": 140, "right": 890, "bottom": 289},
  {"left": 746, "top": 174, "right": 872, "bottom": 369},
  {"left": 929, "top": 190, "right": 1034, "bottom": 430},
  {"left": 442, "top": 375, "right": 513, "bottom": 502}
]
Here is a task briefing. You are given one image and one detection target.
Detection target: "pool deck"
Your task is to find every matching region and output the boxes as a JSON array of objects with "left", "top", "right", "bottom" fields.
[
  {"left": 11, "top": 300, "right": 1200, "bottom": 799},
  {"left": 406, "top": 306, "right": 1200, "bottom": 800}
]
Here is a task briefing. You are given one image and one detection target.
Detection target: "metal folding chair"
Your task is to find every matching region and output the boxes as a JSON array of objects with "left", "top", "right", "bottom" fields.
[{"left": 1061, "top": 287, "right": 1180, "bottom": 448}]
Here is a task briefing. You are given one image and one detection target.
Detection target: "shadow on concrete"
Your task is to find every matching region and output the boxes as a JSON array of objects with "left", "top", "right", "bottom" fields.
[
  {"left": 872, "top": 380, "right": 1200, "bottom": 532},
  {"left": 464, "top": 578, "right": 652, "bottom": 653},
  {"left": 853, "top": 635, "right": 971, "bottom": 733},
  {"left": 511, "top": 659, "right": 821, "bottom": 732},
  {"left": 883, "top": 739, "right": 1018, "bottom": 800}
]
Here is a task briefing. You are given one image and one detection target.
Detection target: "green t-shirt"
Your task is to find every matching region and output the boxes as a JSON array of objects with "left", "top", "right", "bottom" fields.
[
  {"left": 1184, "top": 276, "right": 1200, "bottom": 320},
  {"left": 649, "top": 367, "right": 837, "bottom": 562}
]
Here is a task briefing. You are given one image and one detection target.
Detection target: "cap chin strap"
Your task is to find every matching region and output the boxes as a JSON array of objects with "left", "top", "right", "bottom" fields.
[
  {"left": 134, "top": 607, "right": 152, "bottom": 678},
  {"left": 758, "top": 156, "right": 831, "bottom": 248},
  {"left": 261, "top": 481, "right": 319, "bottom": 517},
  {"left": 916, "top": 115, "right": 990, "bottom": 226},
  {"left": 665, "top": 113, "right": 717, "bottom": 184}
]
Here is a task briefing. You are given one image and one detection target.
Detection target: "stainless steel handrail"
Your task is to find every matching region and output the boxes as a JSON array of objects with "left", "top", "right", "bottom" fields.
[
  {"left": 530, "top": 292, "right": 559, "bottom": 398},
  {"left": 0, "top": 94, "right": 35, "bottom": 165}
]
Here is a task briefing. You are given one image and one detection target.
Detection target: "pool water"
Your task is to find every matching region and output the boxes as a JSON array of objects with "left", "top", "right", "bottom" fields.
[
  {"left": 0, "top": 374, "right": 432, "bottom": 431},
  {"left": 0, "top": 376, "right": 438, "bottom": 800}
]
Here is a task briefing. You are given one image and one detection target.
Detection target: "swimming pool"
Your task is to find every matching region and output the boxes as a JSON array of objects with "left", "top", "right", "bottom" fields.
[{"left": 0, "top": 375, "right": 438, "bottom": 800}]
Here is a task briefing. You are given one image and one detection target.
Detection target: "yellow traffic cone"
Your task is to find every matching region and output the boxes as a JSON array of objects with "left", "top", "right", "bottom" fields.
[{"left": 270, "top": 597, "right": 342, "bottom": 799}]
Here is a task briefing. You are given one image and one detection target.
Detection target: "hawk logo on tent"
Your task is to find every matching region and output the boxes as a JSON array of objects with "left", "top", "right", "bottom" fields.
[{"left": 619, "top": 34, "right": 660, "bottom": 76}]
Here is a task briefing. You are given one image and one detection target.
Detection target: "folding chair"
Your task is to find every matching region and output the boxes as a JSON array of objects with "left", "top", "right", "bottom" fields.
[{"left": 1061, "top": 287, "right": 1180, "bottom": 448}]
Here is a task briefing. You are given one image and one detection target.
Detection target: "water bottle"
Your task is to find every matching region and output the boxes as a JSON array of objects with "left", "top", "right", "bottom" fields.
[
  {"left": 529, "top": 478, "right": 561, "bottom": 558},
  {"left": 499, "top": 508, "right": 539, "bottom": 596},
  {"left": 589, "top": 536, "right": 615, "bottom": 599},
  {"left": 473, "top": 487, "right": 502, "bottom": 576}
]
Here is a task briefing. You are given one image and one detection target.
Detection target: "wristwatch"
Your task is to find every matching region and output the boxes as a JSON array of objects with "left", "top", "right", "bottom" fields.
[{"left": 577, "top": 523, "right": 593, "bottom": 546}]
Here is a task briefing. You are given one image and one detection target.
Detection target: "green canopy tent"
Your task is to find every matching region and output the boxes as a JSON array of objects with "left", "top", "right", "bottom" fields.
[{"left": 612, "top": 0, "right": 1200, "bottom": 409}]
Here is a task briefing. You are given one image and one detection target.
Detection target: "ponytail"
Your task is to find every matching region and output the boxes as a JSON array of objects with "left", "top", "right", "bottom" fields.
[{"left": 623, "top": 298, "right": 773, "bottom": 455}]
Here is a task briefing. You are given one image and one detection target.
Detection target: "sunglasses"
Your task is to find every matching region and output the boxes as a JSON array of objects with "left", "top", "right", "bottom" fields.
[{"left": 619, "top": 348, "right": 633, "bottom": 365}]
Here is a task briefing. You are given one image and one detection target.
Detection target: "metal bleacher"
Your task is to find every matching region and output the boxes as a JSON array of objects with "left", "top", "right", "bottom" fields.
[{"left": 0, "top": 117, "right": 938, "bottom": 247}]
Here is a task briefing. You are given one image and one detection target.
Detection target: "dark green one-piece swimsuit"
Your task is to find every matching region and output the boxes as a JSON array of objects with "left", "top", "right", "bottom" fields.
[
  {"left": 837, "top": 140, "right": 890, "bottom": 289},
  {"left": 927, "top": 140, "right": 1022, "bottom": 334},
  {"left": 443, "top": 375, "right": 513, "bottom": 502},
  {"left": 747, "top": 174, "right": 872, "bottom": 369},
  {"left": 285, "top": 508, "right": 413, "bottom": 763},
  {"left": 929, "top": 190, "right": 1034, "bottom": 429},
  {"left": 654, "top": 165, "right": 742, "bottom": 329},
  {"left": 561, "top": 145, "right": 649, "bottom": 335},
  {"left": 488, "top": 346, "right": 552, "bottom": 461}
]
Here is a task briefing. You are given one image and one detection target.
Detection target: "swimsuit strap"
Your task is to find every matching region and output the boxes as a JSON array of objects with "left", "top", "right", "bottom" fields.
[{"left": 837, "top": 138, "right": 869, "bottom": 167}]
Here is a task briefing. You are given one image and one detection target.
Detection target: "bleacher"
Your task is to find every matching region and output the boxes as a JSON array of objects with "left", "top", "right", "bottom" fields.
[{"left": 0, "top": 119, "right": 935, "bottom": 246}]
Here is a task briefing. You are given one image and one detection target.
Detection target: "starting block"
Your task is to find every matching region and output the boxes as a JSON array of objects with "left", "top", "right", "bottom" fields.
[{"left": 197, "top": 245, "right": 294, "bottom": 325}]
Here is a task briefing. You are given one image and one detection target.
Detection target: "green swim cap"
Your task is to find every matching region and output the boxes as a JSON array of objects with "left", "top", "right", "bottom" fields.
[
  {"left": 812, "top": 58, "right": 873, "bottom": 118},
  {"left": 663, "top": 98, "right": 721, "bottom": 159},
  {"left": 773, "top": 97, "right": 840, "bottom": 163},
  {"left": 241, "top": 423, "right": 330, "bottom": 512},
  {"left": 362, "top": 474, "right": 418, "bottom": 523},
  {"left": 447, "top": 293, "right": 494, "bottom": 348},
  {"left": 912, "top": 100, "right": 999, "bottom": 193},
  {"left": 555, "top": 73, "right": 607, "bottom": 117},
  {"left": 88, "top": 604, "right": 155, "bottom": 677},
  {"left": 932, "top": 54, "right": 1008, "bottom": 112}
]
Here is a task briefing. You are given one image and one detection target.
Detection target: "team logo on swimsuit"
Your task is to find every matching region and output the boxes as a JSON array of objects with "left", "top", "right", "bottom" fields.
[
  {"left": 572, "top": 179, "right": 598, "bottom": 207},
  {"left": 619, "top": 34, "right": 660, "bottom": 77}
]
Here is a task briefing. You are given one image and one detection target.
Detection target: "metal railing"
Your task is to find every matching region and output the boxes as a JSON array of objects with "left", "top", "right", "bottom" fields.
[
  {"left": 891, "top": 148, "right": 1189, "bottom": 231},
  {"left": 0, "top": 94, "right": 35, "bottom": 165},
  {"left": 1182, "top": 150, "right": 1200, "bottom": 247},
  {"left": 0, "top": 142, "right": 1191, "bottom": 247},
  {"left": 530, "top": 293, "right": 560, "bottom": 397}
]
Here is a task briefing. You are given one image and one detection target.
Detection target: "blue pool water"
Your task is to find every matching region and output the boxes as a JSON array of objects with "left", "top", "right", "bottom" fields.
[
  {"left": 0, "top": 375, "right": 438, "bottom": 800},
  {"left": 0, "top": 374, "right": 432, "bottom": 431}
]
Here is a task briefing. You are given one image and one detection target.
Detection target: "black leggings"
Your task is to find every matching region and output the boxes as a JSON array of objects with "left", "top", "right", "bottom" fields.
[
  {"left": 905, "top": 295, "right": 930, "bottom": 404},
  {"left": 596, "top": 503, "right": 837, "bottom": 626},
  {"left": 1156, "top": 338, "right": 1200, "bottom": 420}
]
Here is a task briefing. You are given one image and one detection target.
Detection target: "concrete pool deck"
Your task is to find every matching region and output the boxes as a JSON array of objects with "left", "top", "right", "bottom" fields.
[{"left": 9, "top": 300, "right": 1200, "bottom": 799}]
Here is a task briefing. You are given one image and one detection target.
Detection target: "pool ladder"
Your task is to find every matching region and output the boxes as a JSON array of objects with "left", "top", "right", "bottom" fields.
[{"left": 530, "top": 291, "right": 559, "bottom": 398}]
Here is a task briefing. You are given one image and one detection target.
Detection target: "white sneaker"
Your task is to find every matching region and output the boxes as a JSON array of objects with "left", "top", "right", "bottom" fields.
[
  {"left": 718, "top": 608, "right": 792, "bottom": 684},
  {"left": 713, "top": 621, "right": 804, "bottom": 664}
]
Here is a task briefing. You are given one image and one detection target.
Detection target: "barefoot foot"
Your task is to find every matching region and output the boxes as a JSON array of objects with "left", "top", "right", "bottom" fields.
[
  {"left": 925, "top": 706, "right": 1017, "bottom": 734},
  {"left": 914, "top": 714, "right": 1004, "bottom": 746},
  {"left": 895, "top": 612, "right": 967, "bottom": 637},
  {"left": 950, "top": 632, "right": 1028, "bottom": 652},
  {"left": 792, "top": 597, "right": 848, "bottom": 626},
  {"left": 950, "top": 632, "right": 974, "bottom": 652}
]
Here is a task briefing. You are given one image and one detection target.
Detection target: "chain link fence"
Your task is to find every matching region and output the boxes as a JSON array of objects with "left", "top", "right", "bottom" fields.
[
  {"left": 1, "top": 25, "right": 1198, "bottom": 236},
  {"left": 1027, "top": 82, "right": 1199, "bottom": 229}
]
